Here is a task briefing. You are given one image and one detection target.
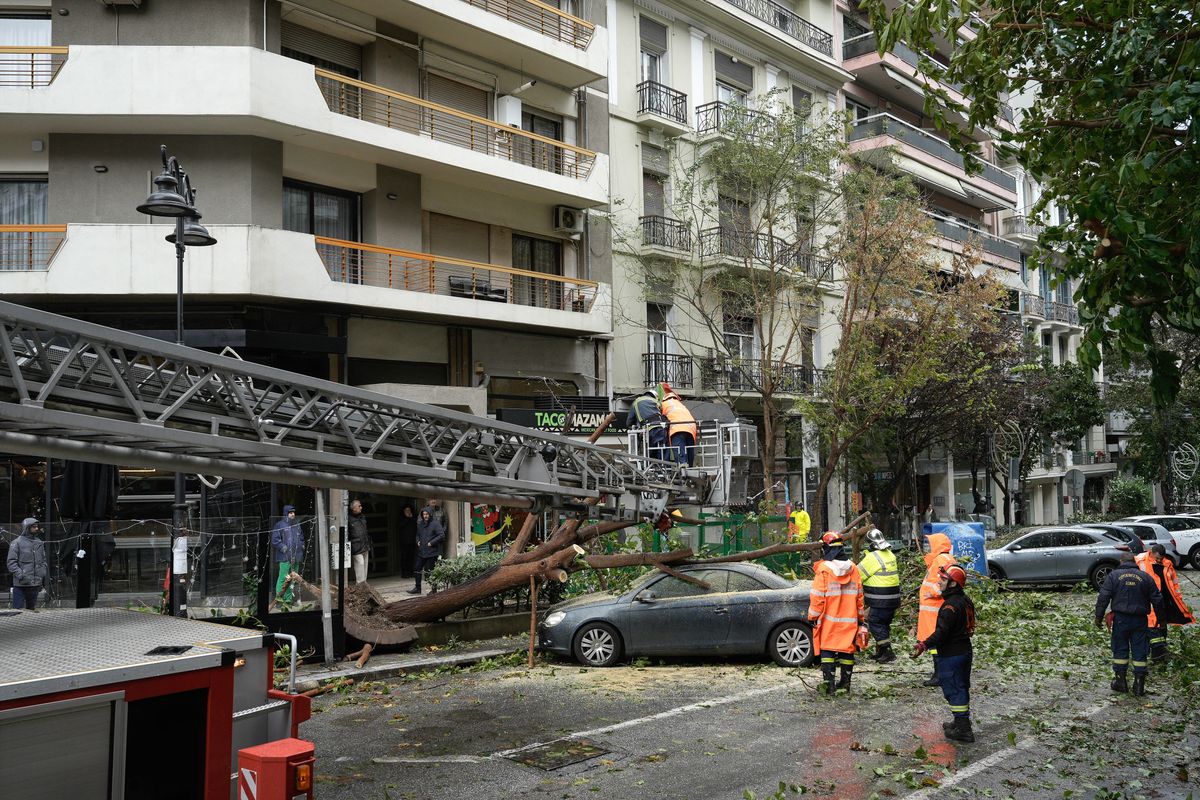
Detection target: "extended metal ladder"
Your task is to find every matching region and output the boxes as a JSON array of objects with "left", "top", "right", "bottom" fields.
[{"left": 0, "top": 301, "right": 700, "bottom": 511}]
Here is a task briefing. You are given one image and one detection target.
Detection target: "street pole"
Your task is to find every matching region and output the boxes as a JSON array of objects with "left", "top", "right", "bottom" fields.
[
  {"left": 172, "top": 214, "right": 188, "bottom": 617},
  {"left": 315, "top": 488, "right": 334, "bottom": 665}
]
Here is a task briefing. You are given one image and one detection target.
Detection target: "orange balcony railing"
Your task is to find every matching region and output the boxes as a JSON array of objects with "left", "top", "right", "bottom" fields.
[
  {"left": 460, "top": 0, "right": 595, "bottom": 49},
  {"left": 314, "top": 237, "right": 599, "bottom": 313},
  {"left": 0, "top": 46, "right": 68, "bottom": 87},
  {"left": 315, "top": 69, "right": 597, "bottom": 180},
  {"left": 0, "top": 225, "right": 67, "bottom": 271}
]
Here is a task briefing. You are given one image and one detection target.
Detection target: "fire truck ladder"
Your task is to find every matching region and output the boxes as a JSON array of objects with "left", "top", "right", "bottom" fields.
[{"left": 0, "top": 301, "right": 699, "bottom": 512}]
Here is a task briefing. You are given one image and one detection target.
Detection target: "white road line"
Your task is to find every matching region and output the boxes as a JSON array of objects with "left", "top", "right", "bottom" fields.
[
  {"left": 904, "top": 699, "right": 1112, "bottom": 799},
  {"left": 373, "top": 755, "right": 490, "bottom": 764}
]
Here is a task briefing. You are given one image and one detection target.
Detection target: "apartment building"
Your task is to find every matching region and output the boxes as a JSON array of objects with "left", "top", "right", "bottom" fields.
[{"left": 0, "top": 0, "right": 610, "bottom": 583}]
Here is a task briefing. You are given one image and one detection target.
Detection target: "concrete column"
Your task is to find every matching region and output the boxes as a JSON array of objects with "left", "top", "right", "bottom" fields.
[
  {"left": 607, "top": 0, "right": 619, "bottom": 102},
  {"left": 689, "top": 27, "right": 707, "bottom": 126}
]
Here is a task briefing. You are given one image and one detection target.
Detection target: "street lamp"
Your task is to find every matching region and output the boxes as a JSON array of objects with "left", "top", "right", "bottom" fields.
[{"left": 137, "top": 145, "right": 217, "bottom": 617}]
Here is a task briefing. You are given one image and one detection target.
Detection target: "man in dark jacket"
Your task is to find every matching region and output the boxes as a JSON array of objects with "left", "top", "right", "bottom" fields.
[
  {"left": 398, "top": 505, "right": 418, "bottom": 578},
  {"left": 408, "top": 507, "right": 445, "bottom": 595},
  {"left": 1095, "top": 552, "right": 1164, "bottom": 696},
  {"left": 626, "top": 390, "right": 669, "bottom": 461},
  {"left": 912, "top": 564, "right": 976, "bottom": 742},
  {"left": 271, "top": 505, "right": 304, "bottom": 603},
  {"left": 7, "top": 517, "right": 47, "bottom": 610},
  {"left": 348, "top": 499, "right": 370, "bottom": 585}
]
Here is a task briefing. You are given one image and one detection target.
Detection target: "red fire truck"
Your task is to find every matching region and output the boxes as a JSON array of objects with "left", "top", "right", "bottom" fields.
[{"left": 0, "top": 608, "right": 314, "bottom": 800}]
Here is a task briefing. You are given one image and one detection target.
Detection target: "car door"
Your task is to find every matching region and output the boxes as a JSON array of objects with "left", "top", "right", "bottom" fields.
[
  {"left": 717, "top": 569, "right": 791, "bottom": 653},
  {"left": 1003, "top": 531, "right": 1056, "bottom": 580},
  {"left": 1056, "top": 530, "right": 1101, "bottom": 580},
  {"left": 623, "top": 570, "right": 731, "bottom": 656}
]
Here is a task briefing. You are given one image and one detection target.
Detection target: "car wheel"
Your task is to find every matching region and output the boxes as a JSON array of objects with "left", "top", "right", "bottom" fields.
[
  {"left": 1089, "top": 562, "right": 1117, "bottom": 591},
  {"left": 769, "top": 621, "right": 815, "bottom": 668},
  {"left": 988, "top": 564, "right": 1006, "bottom": 582},
  {"left": 1190, "top": 545, "right": 1200, "bottom": 571},
  {"left": 572, "top": 622, "right": 622, "bottom": 667}
]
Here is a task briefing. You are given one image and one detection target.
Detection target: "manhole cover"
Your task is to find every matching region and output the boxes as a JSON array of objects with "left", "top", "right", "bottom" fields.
[{"left": 506, "top": 738, "right": 610, "bottom": 770}]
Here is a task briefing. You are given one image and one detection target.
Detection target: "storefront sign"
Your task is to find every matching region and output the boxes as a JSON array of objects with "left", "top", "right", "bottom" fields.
[{"left": 496, "top": 408, "right": 630, "bottom": 435}]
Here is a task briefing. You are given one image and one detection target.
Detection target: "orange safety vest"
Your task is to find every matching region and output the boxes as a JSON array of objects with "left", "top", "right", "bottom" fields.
[
  {"left": 660, "top": 394, "right": 698, "bottom": 441},
  {"left": 1135, "top": 551, "right": 1196, "bottom": 628},
  {"left": 917, "top": 533, "right": 956, "bottom": 641},
  {"left": 808, "top": 558, "right": 864, "bottom": 653}
]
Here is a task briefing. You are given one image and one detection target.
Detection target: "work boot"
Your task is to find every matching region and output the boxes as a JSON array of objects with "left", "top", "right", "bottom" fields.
[
  {"left": 944, "top": 716, "right": 975, "bottom": 743},
  {"left": 821, "top": 666, "right": 837, "bottom": 696},
  {"left": 875, "top": 644, "right": 896, "bottom": 664},
  {"left": 836, "top": 667, "right": 852, "bottom": 694},
  {"left": 923, "top": 669, "right": 940, "bottom": 687},
  {"left": 1132, "top": 674, "right": 1146, "bottom": 697},
  {"left": 406, "top": 586, "right": 421, "bottom": 595},
  {"left": 1110, "top": 674, "right": 1128, "bottom": 693}
]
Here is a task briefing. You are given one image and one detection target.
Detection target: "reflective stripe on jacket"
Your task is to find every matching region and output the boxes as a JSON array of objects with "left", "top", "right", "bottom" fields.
[
  {"left": 858, "top": 548, "right": 900, "bottom": 607},
  {"left": 808, "top": 558, "right": 864, "bottom": 654},
  {"left": 660, "top": 394, "right": 698, "bottom": 440},
  {"left": 1135, "top": 552, "right": 1195, "bottom": 626},
  {"left": 917, "top": 533, "right": 955, "bottom": 641}
]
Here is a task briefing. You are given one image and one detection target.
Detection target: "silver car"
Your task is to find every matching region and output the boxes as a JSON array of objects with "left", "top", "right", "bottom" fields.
[
  {"left": 987, "top": 527, "right": 1130, "bottom": 589},
  {"left": 537, "top": 562, "right": 815, "bottom": 668},
  {"left": 1115, "top": 521, "right": 1181, "bottom": 566}
]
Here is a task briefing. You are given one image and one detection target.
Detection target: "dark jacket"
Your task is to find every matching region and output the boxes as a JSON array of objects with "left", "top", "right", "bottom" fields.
[
  {"left": 271, "top": 505, "right": 305, "bottom": 564},
  {"left": 625, "top": 394, "right": 666, "bottom": 430},
  {"left": 416, "top": 516, "right": 446, "bottom": 559},
  {"left": 922, "top": 584, "right": 975, "bottom": 657},
  {"left": 1096, "top": 564, "right": 1163, "bottom": 622},
  {"left": 6, "top": 518, "right": 47, "bottom": 588},
  {"left": 348, "top": 510, "right": 370, "bottom": 555},
  {"left": 398, "top": 512, "right": 417, "bottom": 546}
]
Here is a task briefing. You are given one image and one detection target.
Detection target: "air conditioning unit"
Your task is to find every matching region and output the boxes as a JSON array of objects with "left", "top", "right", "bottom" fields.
[{"left": 554, "top": 206, "right": 584, "bottom": 234}]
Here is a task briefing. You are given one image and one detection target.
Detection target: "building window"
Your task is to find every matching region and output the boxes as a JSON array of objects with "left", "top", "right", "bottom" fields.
[
  {"left": 280, "top": 21, "right": 362, "bottom": 78},
  {"left": 0, "top": 12, "right": 50, "bottom": 46},
  {"left": 643, "top": 171, "right": 665, "bottom": 217},
  {"left": 714, "top": 51, "right": 752, "bottom": 104},
  {"left": 0, "top": 177, "right": 48, "bottom": 271},
  {"left": 846, "top": 98, "right": 872, "bottom": 122},
  {"left": 639, "top": 17, "right": 668, "bottom": 84},
  {"left": 515, "top": 108, "right": 564, "bottom": 172},
  {"left": 647, "top": 303, "right": 670, "bottom": 355},
  {"left": 512, "top": 233, "right": 564, "bottom": 309},
  {"left": 283, "top": 179, "right": 360, "bottom": 240}
]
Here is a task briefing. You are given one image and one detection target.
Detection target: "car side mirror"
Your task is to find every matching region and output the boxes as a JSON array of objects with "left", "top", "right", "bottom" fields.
[
  {"left": 1010, "top": 544, "right": 1022, "bottom": 552},
  {"left": 637, "top": 591, "right": 657, "bottom": 603}
]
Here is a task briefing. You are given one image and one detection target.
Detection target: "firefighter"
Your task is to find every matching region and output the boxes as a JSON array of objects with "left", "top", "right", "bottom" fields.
[
  {"left": 1095, "top": 552, "right": 1164, "bottom": 696},
  {"left": 858, "top": 528, "right": 900, "bottom": 663},
  {"left": 787, "top": 501, "right": 811, "bottom": 543},
  {"left": 808, "top": 532, "right": 865, "bottom": 695},
  {"left": 1135, "top": 544, "right": 1195, "bottom": 663},
  {"left": 912, "top": 564, "right": 976, "bottom": 742},
  {"left": 626, "top": 389, "right": 669, "bottom": 461},
  {"left": 659, "top": 383, "right": 698, "bottom": 466},
  {"left": 917, "top": 532, "right": 956, "bottom": 687}
]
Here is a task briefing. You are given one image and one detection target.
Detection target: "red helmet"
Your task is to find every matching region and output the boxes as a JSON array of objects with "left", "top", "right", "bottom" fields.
[
  {"left": 820, "top": 531, "right": 843, "bottom": 546},
  {"left": 939, "top": 564, "right": 967, "bottom": 587}
]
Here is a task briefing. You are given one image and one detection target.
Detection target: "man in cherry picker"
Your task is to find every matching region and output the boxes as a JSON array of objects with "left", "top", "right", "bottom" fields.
[
  {"left": 626, "top": 388, "right": 670, "bottom": 462},
  {"left": 658, "top": 382, "right": 698, "bottom": 467}
]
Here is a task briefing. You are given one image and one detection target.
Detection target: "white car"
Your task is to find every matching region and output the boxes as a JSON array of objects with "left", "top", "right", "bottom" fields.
[
  {"left": 1116, "top": 521, "right": 1182, "bottom": 567},
  {"left": 1120, "top": 516, "right": 1200, "bottom": 569}
]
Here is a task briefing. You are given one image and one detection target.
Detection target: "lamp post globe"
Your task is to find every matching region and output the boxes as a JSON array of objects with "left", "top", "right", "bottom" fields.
[{"left": 136, "top": 169, "right": 193, "bottom": 217}]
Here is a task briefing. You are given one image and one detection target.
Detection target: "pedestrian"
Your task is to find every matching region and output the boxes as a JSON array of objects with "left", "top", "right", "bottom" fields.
[
  {"left": 807, "top": 531, "right": 865, "bottom": 695},
  {"left": 659, "top": 384, "right": 698, "bottom": 467},
  {"left": 398, "top": 504, "right": 418, "bottom": 578},
  {"left": 788, "top": 501, "right": 811, "bottom": 543},
  {"left": 408, "top": 508, "right": 445, "bottom": 595},
  {"left": 912, "top": 564, "right": 976, "bottom": 742},
  {"left": 1095, "top": 552, "right": 1164, "bottom": 696},
  {"left": 270, "top": 505, "right": 305, "bottom": 604},
  {"left": 858, "top": 528, "right": 900, "bottom": 663},
  {"left": 917, "top": 532, "right": 956, "bottom": 687},
  {"left": 626, "top": 389, "right": 670, "bottom": 462},
  {"left": 7, "top": 517, "right": 47, "bottom": 610},
  {"left": 348, "top": 498, "right": 370, "bottom": 585},
  {"left": 1134, "top": 544, "right": 1192, "bottom": 664},
  {"left": 425, "top": 498, "right": 448, "bottom": 530}
]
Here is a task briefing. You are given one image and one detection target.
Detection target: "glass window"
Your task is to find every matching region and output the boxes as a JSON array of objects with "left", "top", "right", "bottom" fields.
[
  {"left": 0, "top": 13, "right": 50, "bottom": 47},
  {"left": 0, "top": 178, "right": 48, "bottom": 271},
  {"left": 846, "top": 99, "right": 871, "bottom": 122},
  {"left": 641, "top": 571, "right": 722, "bottom": 598},
  {"left": 1015, "top": 531, "right": 1052, "bottom": 548},
  {"left": 282, "top": 180, "right": 359, "bottom": 241},
  {"left": 716, "top": 80, "right": 747, "bottom": 106},
  {"left": 643, "top": 171, "right": 665, "bottom": 217},
  {"left": 726, "top": 571, "right": 767, "bottom": 592},
  {"left": 640, "top": 50, "right": 661, "bottom": 83},
  {"left": 646, "top": 303, "right": 669, "bottom": 354}
]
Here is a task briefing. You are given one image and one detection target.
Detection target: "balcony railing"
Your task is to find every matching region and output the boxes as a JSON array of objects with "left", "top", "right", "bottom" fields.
[
  {"left": 314, "top": 236, "right": 599, "bottom": 313},
  {"left": 0, "top": 225, "right": 67, "bottom": 271},
  {"left": 315, "top": 69, "right": 597, "bottom": 180},
  {"left": 643, "top": 353, "right": 694, "bottom": 388},
  {"left": 695, "top": 101, "right": 769, "bottom": 136},
  {"left": 842, "top": 33, "right": 962, "bottom": 93},
  {"left": 1022, "top": 293, "right": 1045, "bottom": 319},
  {"left": 702, "top": 356, "right": 828, "bottom": 394},
  {"left": 1003, "top": 214, "right": 1044, "bottom": 239},
  {"left": 848, "top": 114, "right": 1018, "bottom": 194},
  {"left": 722, "top": 0, "right": 832, "bottom": 55},
  {"left": 460, "top": 0, "right": 595, "bottom": 49},
  {"left": 1049, "top": 301, "right": 1079, "bottom": 326},
  {"left": 924, "top": 212, "right": 1021, "bottom": 264},
  {"left": 699, "top": 226, "right": 792, "bottom": 264},
  {"left": 640, "top": 216, "right": 691, "bottom": 251},
  {"left": 0, "top": 46, "right": 68, "bottom": 87},
  {"left": 637, "top": 80, "right": 688, "bottom": 126}
]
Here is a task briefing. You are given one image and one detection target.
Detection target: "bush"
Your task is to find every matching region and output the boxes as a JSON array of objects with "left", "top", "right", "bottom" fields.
[{"left": 1109, "top": 476, "right": 1153, "bottom": 517}]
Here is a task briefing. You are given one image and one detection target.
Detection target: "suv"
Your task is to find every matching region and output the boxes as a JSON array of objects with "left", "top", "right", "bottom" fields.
[
  {"left": 1075, "top": 523, "right": 1144, "bottom": 554},
  {"left": 988, "top": 527, "right": 1129, "bottom": 590},
  {"left": 1117, "top": 521, "right": 1182, "bottom": 567},
  {"left": 1120, "top": 516, "right": 1200, "bottom": 569}
]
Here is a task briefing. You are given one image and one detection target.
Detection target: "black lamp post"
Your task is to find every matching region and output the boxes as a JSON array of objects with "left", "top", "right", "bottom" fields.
[{"left": 137, "top": 145, "right": 217, "bottom": 617}]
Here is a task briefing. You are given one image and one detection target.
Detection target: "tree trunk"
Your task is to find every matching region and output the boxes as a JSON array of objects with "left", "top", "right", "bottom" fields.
[{"left": 760, "top": 396, "right": 778, "bottom": 506}]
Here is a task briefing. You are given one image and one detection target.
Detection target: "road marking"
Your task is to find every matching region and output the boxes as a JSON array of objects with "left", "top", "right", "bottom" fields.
[
  {"left": 904, "top": 699, "right": 1111, "bottom": 799},
  {"left": 374, "top": 755, "right": 490, "bottom": 764},
  {"left": 491, "top": 682, "right": 792, "bottom": 759}
]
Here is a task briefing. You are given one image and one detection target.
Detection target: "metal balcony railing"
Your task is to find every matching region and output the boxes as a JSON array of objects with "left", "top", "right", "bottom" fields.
[
  {"left": 722, "top": 0, "right": 832, "bottom": 55},
  {"left": 0, "top": 46, "right": 68, "bottom": 86},
  {"left": 459, "top": 0, "right": 595, "bottom": 49},
  {"left": 315, "top": 69, "right": 597, "bottom": 180},
  {"left": 314, "top": 236, "right": 599, "bottom": 313},
  {"left": 1003, "top": 214, "right": 1044, "bottom": 239},
  {"left": 702, "top": 356, "right": 828, "bottom": 394},
  {"left": 700, "top": 226, "right": 789, "bottom": 263},
  {"left": 694, "top": 101, "right": 769, "bottom": 136},
  {"left": 1049, "top": 301, "right": 1080, "bottom": 325},
  {"left": 848, "top": 114, "right": 1018, "bottom": 194},
  {"left": 640, "top": 216, "right": 691, "bottom": 251},
  {"left": 643, "top": 353, "right": 695, "bottom": 388},
  {"left": 1022, "top": 293, "right": 1045, "bottom": 318},
  {"left": 842, "top": 33, "right": 962, "bottom": 93},
  {"left": 0, "top": 225, "right": 67, "bottom": 271},
  {"left": 924, "top": 211, "right": 1021, "bottom": 264},
  {"left": 637, "top": 80, "right": 688, "bottom": 126}
]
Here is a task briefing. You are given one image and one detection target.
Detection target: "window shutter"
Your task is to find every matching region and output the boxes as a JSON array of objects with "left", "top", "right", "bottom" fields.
[
  {"left": 792, "top": 86, "right": 813, "bottom": 110},
  {"left": 280, "top": 21, "right": 362, "bottom": 73},
  {"left": 714, "top": 52, "right": 753, "bottom": 88},
  {"left": 641, "top": 144, "right": 668, "bottom": 175},
  {"left": 425, "top": 73, "right": 491, "bottom": 118},
  {"left": 639, "top": 17, "right": 668, "bottom": 51}
]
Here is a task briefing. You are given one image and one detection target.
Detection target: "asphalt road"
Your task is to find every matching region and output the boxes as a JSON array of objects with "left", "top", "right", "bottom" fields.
[{"left": 306, "top": 585, "right": 1199, "bottom": 800}]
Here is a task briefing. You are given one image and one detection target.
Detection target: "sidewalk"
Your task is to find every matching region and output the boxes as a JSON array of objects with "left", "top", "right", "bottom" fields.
[{"left": 295, "top": 634, "right": 527, "bottom": 690}]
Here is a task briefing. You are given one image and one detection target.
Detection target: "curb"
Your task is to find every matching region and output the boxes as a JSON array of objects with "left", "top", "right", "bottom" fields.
[{"left": 296, "top": 646, "right": 519, "bottom": 689}]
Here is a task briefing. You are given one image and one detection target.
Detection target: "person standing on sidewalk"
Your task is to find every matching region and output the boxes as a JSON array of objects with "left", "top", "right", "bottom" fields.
[
  {"left": 1095, "top": 552, "right": 1164, "bottom": 696},
  {"left": 348, "top": 499, "right": 371, "bottom": 585},
  {"left": 807, "top": 532, "right": 865, "bottom": 695},
  {"left": 408, "top": 508, "right": 445, "bottom": 595},
  {"left": 858, "top": 528, "right": 901, "bottom": 663},
  {"left": 1135, "top": 544, "right": 1195, "bottom": 663},
  {"left": 271, "top": 505, "right": 304, "bottom": 604},
  {"left": 912, "top": 564, "right": 976, "bottom": 742},
  {"left": 788, "top": 501, "right": 811, "bottom": 543},
  {"left": 7, "top": 517, "right": 47, "bottom": 610},
  {"left": 917, "top": 532, "right": 956, "bottom": 687}
]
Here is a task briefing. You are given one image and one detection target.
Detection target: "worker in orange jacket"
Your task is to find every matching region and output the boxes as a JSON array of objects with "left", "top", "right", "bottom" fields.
[
  {"left": 1135, "top": 544, "right": 1195, "bottom": 662},
  {"left": 917, "top": 532, "right": 956, "bottom": 687},
  {"left": 659, "top": 383, "right": 698, "bottom": 466},
  {"left": 808, "top": 532, "right": 866, "bottom": 695}
]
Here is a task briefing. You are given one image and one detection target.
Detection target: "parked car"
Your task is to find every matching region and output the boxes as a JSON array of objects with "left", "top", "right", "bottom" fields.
[
  {"left": 1116, "top": 521, "right": 1181, "bottom": 566},
  {"left": 537, "top": 562, "right": 814, "bottom": 668},
  {"left": 987, "top": 527, "right": 1130, "bottom": 589},
  {"left": 1074, "top": 523, "right": 1144, "bottom": 554},
  {"left": 1120, "top": 515, "right": 1200, "bottom": 569}
]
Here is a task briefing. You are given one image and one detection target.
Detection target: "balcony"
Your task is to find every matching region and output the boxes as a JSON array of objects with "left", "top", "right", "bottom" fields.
[
  {"left": 316, "top": 69, "right": 596, "bottom": 180},
  {"left": 702, "top": 356, "right": 828, "bottom": 395},
  {"left": 848, "top": 114, "right": 1018, "bottom": 210},
  {"left": 1002, "top": 213, "right": 1044, "bottom": 241},
  {"left": 636, "top": 80, "right": 689, "bottom": 134},
  {"left": 924, "top": 211, "right": 1020, "bottom": 271},
  {"left": 460, "top": 0, "right": 594, "bottom": 49},
  {"left": 0, "top": 47, "right": 67, "bottom": 87},
  {"left": 695, "top": 101, "right": 769, "bottom": 137},
  {"left": 643, "top": 353, "right": 695, "bottom": 389},
  {"left": 1022, "top": 293, "right": 1046, "bottom": 319},
  {"left": 1048, "top": 301, "right": 1080, "bottom": 326},
  {"left": 718, "top": 0, "right": 833, "bottom": 56},
  {"left": 640, "top": 216, "right": 692, "bottom": 252},
  {"left": 0, "top": 225, "right": 67, "bottom": 271}
]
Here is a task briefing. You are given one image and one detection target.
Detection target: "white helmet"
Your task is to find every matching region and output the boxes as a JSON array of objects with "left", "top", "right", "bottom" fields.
[{"left": 866, "top": 528, "right": 890, "bottom": 550}]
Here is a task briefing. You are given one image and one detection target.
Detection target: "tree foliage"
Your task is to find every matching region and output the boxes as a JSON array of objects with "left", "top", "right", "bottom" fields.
[
  {"left": 1108, "top": 476, "right": 1153, "bottom": 517},
  {"left": 861, "top": 0, "right": 1200, "bottom": 404}
]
